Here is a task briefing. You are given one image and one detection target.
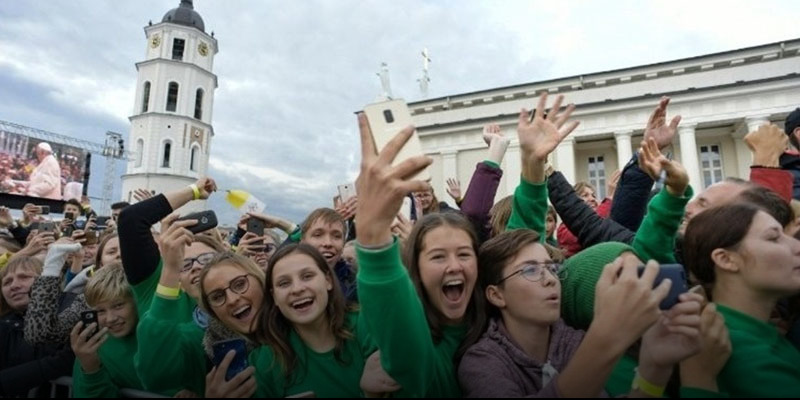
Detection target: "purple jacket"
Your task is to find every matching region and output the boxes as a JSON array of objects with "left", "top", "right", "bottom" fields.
[
  {"left": 459, "top": 317, "right": 605, "bottom": 398},
  {"left": 460, "top": 161, "right": 503, "bottom": 243}
]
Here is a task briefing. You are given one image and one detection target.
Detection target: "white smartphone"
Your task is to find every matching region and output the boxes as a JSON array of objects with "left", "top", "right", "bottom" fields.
[
  {"left": 363, "top": 99, "right": 430, "bottom": 181},
  {"left": 400, "top": 196, "right": 412, "bottom": 221},
  {"left": 337, "top": 183, "right": 357, "bottom": 202}
]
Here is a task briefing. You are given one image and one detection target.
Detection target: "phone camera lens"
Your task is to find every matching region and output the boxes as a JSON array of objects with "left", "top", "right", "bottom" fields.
[
  {"left": 383, "top": 109, "right": 394, "bottom": 123},
  {"left": 201, "top": 217, "right": 208, "bottom": 224}
]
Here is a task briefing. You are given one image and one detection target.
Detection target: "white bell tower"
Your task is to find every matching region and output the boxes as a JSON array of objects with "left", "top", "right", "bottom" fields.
[{"left": 121, "top": 0, "right": 218, "bottom": 211}]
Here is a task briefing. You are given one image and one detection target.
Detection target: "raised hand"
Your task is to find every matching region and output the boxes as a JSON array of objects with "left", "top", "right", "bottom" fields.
[
  {"left": 518, "top": 93, "right": 579, "bottom": 182},
  {"left": 22, "top": 203, "right": 38, "bottom": 225},
  {"left": 445, "top": 178, "right": 462, "bottom": 202},
  {"left": 133, "top": 188, "right": 154, "bottom": 202},
  {"left": 0, "top": 206, "right": 12, "bottom": 227},
  {"left": 390, "top": 213, "right": 414, "bottom": 243},
  {"left": 639, "top": 137, "right": 689, "bottom": 196},
  {"left": 606, "top": 170, "right": 621, "bottom": 200},
  {"left": 482, "top": 124, "right": 503, "bottom": 146},
  {"left": 355, "top": 113, "right": 432, "bottom": 246},
  {"left": 335, "top": 196, "right": 358, "bottom": 221},
  {"left": 644, "top": 97, "right": 681, "bottom": 150},
  {"left": 160, "top": 214, "right": 196, "bottom": 274},
  {"left": 246, "top": 212, "right": 294, "bottom": 233},
  {"left": 205, "top": 351, "right": 257, "bottom": 398},
  {"left": 744, "top": 123, "right": 788, "bottom": 168},
  {"left": 194, "top": 177, "right": 217, "bottom": 200},
  {"left": 235, "top": 232, "right": 264, "bottom": 257},
  {"left": 639, "top": 293, "right": 703, "bottom": 372},
  {"left": 679, "top": 303, "right": 731, "bottom": 392}
]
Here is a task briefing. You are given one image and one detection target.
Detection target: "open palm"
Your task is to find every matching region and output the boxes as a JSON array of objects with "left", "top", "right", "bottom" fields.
[
  {"left": 644, "top": 97, "right": 681, "bottom": 150},
  {"left": 518, "top": 93, "right": 579, "bottom": 162}
]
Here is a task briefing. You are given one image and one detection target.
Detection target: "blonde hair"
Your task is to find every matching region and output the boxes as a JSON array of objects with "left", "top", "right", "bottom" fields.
[
  {"left": 200, "top": 252, "right": 266, "bottom": 324},
  {"left": 85, "top": 262, "right": 132, "bottom": 308},
  {"left": 489, "top": 196, "right": 513, "bottom": 238},
  {"left": 0, "top": 256, "right": 43, "bottom": 315},
  {"left": 573, "top": 182, "right": 596, "bottom": 195}
]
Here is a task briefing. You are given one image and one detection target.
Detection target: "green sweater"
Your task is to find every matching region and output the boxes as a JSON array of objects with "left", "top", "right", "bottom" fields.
[
  {"left": 135, "top": 295, "right": 207, "bottom": 396},
  {"left": 716, "top": 304, "right": 800, "bottom": 397},
  {"left": 505, "top": 176, "right": 548, "bottom": 240},
  {"left": 131, "top": 258, "right": 196, "bottom": 319},
  {"left": 250, "top": 312, "right": 376, "bottom": 398},
  {"left": 357, "top": 239, "right": 467, "bottom": 398},
  {"left": 72, "top": 333, "right": 144, "bottom": 398},
  {"left": 631, "top": 186, "right": 693, "bottom": 264}
]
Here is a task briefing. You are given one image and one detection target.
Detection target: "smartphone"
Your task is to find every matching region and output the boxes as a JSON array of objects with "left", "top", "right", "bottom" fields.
[
  {"left": 36, "top": 205, "right": 50, "bottom": 215},
  {"left": 62, "top": 225, "right": 74, "bottom": 237},
  {"left": 212, "top": 339, "right": 249, "bottom": 381},
  {"left": 399, "top": 196, "right": 412, "bottom": 221},
  {"left": 80, "top": 310, "right": 99, "bottom": 338},
  {"left": 65, "top": 211, "right": 75, "bottom": 221},
  {"left": 39, "top": 221, "right": 56, "bottom": 233},
  {"left": 177, "top": 210, "right": 218, "bottom": 234},
  {"left": 94, "top": 216, "right": 110, "bottom": 230},
  {"left": 638, "top": 264, "right": 688, "bottom": 310},
  {"left": 337, "top": 183, "right": 357, "bottom": 202},
  {"left": 363, "top": 99, "right": 430, "bottom": 181},
  {"left": 74, "top": 220, "right": 87, "bottom": 230},
  {"left": 84, "top": 230, "right": 98, "bottom": 246},
  {"left": 246, "top": 218, "right": 265, "bottom": 247}
]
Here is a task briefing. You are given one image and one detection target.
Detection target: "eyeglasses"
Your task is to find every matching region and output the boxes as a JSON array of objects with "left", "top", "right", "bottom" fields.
[
  {"left": 496, "top": 262, "right": 565, "bottom": 285},
  {"left": 206, "top": 274, "right": 250, "bottom": 307},
  {"left": 181, "top": 252, "right": 216, "bottom": 272}
]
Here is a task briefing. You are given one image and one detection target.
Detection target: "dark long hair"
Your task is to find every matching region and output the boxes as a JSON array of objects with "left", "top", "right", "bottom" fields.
[
  {"left": 253, "top": 243, "right": 353, "bottom": 379},
  {"left": 402, "top": 213, "right": 486, "bottom": 360}
]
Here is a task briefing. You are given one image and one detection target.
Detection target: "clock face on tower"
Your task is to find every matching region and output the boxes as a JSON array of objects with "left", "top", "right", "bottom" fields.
[
  {"left": 150, "top": 34, "right": 161, "bottom": 48},
  {"left": 198, "top": 42, "right": 209, "bottom": 57}
]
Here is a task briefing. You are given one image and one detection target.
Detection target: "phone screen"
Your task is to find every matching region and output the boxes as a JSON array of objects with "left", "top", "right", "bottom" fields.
[{"left": 212, "top": 339, "right": 249, "bottom": 381}]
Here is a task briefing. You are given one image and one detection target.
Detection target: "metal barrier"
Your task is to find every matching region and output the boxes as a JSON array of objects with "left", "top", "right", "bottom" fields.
[{"left": 44, "top": 376, "right": 168, "bottom": 398}]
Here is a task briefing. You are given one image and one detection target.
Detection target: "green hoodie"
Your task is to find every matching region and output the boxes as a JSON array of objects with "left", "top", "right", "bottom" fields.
[{"left": 72, "top": 333, "right": 144, "bottom": 398}]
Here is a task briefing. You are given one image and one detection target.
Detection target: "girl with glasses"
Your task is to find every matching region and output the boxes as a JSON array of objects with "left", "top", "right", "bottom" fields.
[{"left": 200, "top": 243, "right": 383, "bottom": 397}]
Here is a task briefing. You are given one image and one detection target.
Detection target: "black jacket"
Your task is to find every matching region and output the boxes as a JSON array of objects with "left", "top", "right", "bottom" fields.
[
  {"left": 0, "top": 313, "right": 74, "bottom": 397},
  {"left": 610, "top": 153, "right": 655, "bottom": 232},
  {"left": 547, "top": 171, "right": 635, "bottom": 249}
]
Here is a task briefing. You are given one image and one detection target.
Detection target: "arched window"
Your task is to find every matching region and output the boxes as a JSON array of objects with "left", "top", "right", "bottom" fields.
[
  {"left": 190, "top": 146, "right": 200, "bottom": 172},
  {"left": 142, "top": 82, "right": 151, "bottom": 113},
  {"left": 166, "top": 82, "right": 179, "bottom": 112},
  {"left": 194, "top": 89, "right": 203, "bottom": 120},
  {"left": 162, "top": 141, "right": 172, "bottom": 168},
  {"left": 135, "top": 139, "right": 144, "bottom": 167}
]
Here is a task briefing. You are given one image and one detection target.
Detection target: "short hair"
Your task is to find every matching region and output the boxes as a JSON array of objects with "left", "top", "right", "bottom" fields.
[
  {"left": 573, "top": 181, "right": 596, "bottom": 195},
  {"left": 0, "top": 256, "right": 43, "bottom": 315},
  {"left": 738, "top": 186, "right": 793, "bottom": 228},
  {"left": 479, "top": 229, "right": 543, "bottom": 289},
  {"left": 489, "top": 196, "right": 513, "bottom": 238},
  {"left": 64, "top": 199, "right": 83, "bottom": 214},
  {"left": 546, "top": 205, "right": 558, "bottom": 223},
  {"left": 300, "top": 208, "right": 345, "bottom": 239},
  {"left": 85, "top": 262, "right": 132, "bottom": 308},
  {"left": 110, "top": 202, "right": 130, "bottom": 211}
]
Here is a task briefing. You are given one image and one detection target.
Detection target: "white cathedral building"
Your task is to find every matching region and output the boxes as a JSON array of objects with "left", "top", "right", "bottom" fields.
[
  {"left": 410, "top": 39, "right": 800, "bottom": 205},
  {"left": 120, "top": 0, "right": 217, "bottom": 211}
]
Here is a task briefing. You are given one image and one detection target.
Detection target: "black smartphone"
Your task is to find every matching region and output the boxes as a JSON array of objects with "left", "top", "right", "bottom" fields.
[
  {"left": 177, "top": 210, "right": 218, "bottom": 234},
  {"left": 65, "top": 211, "right": 75, "bottom": 221},
  {"left": 94, "top": 216, "right": 110, "bottom": 230},
  {"left": 246, "top": 218, "right": 265, "bottom": 247},
  {"left": 62, "top": 225, "right": 74, "bottom": 237},
  {"left": 212, "top": 339, "right": 249, "bottom": 381},
  {"left": 638, "top": 264, "right": 688, "bottom": 310},
  {"left": 37, "top": 205, "right": 50, "bottom": 215},
  {"left": 74, "top": 220, "right": 87, "bottom": 230},
  {"left": 80, "top": 310, "right": 99, "bottom": 338}
]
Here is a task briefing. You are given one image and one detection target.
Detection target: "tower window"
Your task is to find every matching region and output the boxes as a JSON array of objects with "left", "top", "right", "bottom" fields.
[
  {"left": 190, "top": 146, "right": 199, "bottom": 172},
  {"left": 162, "top": 141, "right": 172, "bottom": 168},
  {"left": 166, "top": 82, "right": 179, "bottom": 112},
  {"left": 194, "top": 89, "right": 203, "bottom": 120},
  {"left": 172, "top": 38, "right": 185, "bottom": 61},
  {"left": 135, "top": 139, "right": 144, "bottom": 167},
  {"left": 588, "top": 156, "right": 607, "bottom": 199},
  {"left": 142, "top": 82, "right": 151, "bottom": 113}
]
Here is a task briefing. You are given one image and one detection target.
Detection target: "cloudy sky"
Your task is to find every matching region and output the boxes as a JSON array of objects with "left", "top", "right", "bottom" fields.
[{"left": 1, "top": 0, "right": 798, "bottom": 224}]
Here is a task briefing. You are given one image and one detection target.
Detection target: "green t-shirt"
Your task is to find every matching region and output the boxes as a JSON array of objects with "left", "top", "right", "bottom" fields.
[{"left": 250, "top": 312, "right": 376, "bottom": 398}]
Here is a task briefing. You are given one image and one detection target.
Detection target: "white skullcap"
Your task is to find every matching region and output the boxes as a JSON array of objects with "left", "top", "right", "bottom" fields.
[{"left": 37, "top": 142, "right": 53, "bottom": 153}]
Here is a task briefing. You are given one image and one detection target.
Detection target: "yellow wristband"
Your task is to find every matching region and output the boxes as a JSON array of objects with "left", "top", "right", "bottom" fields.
[
  {"left": 156, "top": 284, "right": 181, "bottom": 299},
  {"left": 189, "top": 184, "right": 201, "bottom": 201},
  {"left": 632, "top": 368, "right": 665, "bottom": 397}
]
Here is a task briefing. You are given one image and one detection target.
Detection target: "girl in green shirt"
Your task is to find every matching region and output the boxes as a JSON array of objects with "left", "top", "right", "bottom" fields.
[
  {"left": 200, "top": 243, "right": 380, "bottom": 398},
  {"left": 684, "top": 202, "right": 800, "bottom": 397}
]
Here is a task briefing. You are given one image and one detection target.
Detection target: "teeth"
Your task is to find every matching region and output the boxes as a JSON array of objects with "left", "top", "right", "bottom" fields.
[
  {"left": 443, "top": 280, "right": 464, "bottom": 287},
  {"left": 233, "top": 305, "right": 250, "bottom": 318}
]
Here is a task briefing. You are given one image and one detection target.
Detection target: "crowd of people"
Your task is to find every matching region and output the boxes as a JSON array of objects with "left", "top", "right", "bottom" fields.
[
  {"left": 2, "top": 94, "right": 800, "bottom": 397},
  {"left": 0, "top": 140, "right": 86, "bottom": 201}
]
